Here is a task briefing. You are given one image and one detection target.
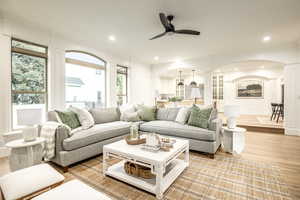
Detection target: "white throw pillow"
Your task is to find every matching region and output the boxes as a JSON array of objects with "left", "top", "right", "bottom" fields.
[
  {"left": 69, "top": 106, "right": 94, "bottom": 130},
  {"left": 122, "top": 112, "right": 140, "bottom": 122},
  {"left": 175, "top": 107, "right": 191, "bottom": 124},
  {"left": 119, "top": 104, "right": 136, "bottom": 121}
]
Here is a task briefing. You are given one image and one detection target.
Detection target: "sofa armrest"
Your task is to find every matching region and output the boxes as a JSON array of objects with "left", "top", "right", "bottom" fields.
[
  {"left": 209, "top": 118, "right": 223, "bottom": 133},
  {"left": 54, "top": 124, "right": 71, "bottom": 152}
]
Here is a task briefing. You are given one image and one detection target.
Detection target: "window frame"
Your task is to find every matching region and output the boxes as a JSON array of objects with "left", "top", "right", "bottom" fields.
[
  {"left": 65, "top": 50, "right": 107, "bottom": 107},
  {"left": 11, "top": 38, "right": 48, "bottom": 129},
  {"left": 116, "top": 65, "right": 128, "bottom": 105}
]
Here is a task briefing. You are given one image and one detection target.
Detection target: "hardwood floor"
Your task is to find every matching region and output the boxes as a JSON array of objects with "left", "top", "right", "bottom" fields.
[{"left": 0, "top": 131, "right": 299, "bottom": 199}]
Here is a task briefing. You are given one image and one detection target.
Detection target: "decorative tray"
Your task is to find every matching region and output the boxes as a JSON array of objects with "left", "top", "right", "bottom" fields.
[
  {"left": 125, "top": 136, "right": 146, "bottom": 145},
  {"left": 141, "top": 144, "right": 160, "bottom": 152}
]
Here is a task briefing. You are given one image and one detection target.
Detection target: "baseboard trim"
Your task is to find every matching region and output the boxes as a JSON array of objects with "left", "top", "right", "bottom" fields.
[{"left": 285, "top": 128, "right": 300, "bottom": 136}]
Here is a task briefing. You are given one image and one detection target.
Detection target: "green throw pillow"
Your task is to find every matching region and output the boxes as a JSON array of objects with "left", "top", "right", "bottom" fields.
[
  {"left": 188, "top": 105, "right": 212, "bottom": 129},
  {"left": 137, "top": 105, "right": 156, "bottom": 121},
  {"left": 55, "top": 110, "right": 81, "bottom": 130}
]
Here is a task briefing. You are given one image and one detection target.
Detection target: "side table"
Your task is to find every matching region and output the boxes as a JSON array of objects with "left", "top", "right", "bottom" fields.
[
  {"left": 221, "top": 127, "right": 246, "bottom": 154},
  {"left": 5, "top": 137, "right": 45, "bottom": 171}
]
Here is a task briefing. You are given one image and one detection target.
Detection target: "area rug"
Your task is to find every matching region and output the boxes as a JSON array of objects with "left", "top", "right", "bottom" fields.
[{"left": 66, "top": 152, "right": 291, "bottom": 200}]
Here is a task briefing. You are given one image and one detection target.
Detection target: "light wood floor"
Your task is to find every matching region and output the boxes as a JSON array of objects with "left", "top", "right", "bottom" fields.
[{"left": 0, "top": 131, "right": 299, "bottom": 199}]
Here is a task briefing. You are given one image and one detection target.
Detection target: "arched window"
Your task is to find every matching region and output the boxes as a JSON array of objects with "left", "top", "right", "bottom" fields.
[{"left": 65, "top": 51, "right": 106, "bottom": 108}]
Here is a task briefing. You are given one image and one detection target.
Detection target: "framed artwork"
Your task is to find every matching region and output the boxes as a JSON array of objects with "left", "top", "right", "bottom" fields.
[{"left": 236, "top": 79, "right": 264, "bottom": 98}]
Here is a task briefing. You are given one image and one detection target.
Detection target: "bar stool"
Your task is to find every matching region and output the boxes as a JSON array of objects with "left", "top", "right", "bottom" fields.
[
  {"left": 276, "top": 104, "right": 284, "bottom": 123},
  {"left": 270, "top": 103, "right": 279, "bottom": 120}
]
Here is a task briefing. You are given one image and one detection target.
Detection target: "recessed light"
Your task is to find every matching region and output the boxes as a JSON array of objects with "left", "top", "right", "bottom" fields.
[
  {"left": 261, "top": 65, "right": 265, "bottom": 69},
  {"left": 154, "top": 56, "right": 159, "bottom": 61},
  {"left": 108, "top": 35, "right": 116, "bottom": 41},
  {"left": 263, "top": 36, "right": 271, "bottom": 42}
]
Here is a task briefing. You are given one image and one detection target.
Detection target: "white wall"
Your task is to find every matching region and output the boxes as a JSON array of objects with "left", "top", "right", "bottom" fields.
[
  {"left": 222, "top": 69, "right": 283, "bottom": 115},
  {"left": 284, "top": 64, "right": 300, "bottom": 136},
  {"left": 0, "top": 15, "right": 153, "bottom": 133}
]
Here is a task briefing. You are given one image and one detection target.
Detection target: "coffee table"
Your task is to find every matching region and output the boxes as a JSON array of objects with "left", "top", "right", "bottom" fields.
[{"left": 102, "top": 137, "right": 189, "bottom": 199}]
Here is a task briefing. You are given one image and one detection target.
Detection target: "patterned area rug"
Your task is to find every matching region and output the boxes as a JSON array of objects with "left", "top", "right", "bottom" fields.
[{"left": 66, "top": 152, "right": 291, "bottom": 200}]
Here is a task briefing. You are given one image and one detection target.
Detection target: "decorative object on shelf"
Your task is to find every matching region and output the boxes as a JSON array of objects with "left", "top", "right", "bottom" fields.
[
  {"left": 168, "top": 96, "right": 182, "bottom": 107},
  {"left": 190, "top": 70, "right": 197, "bottom": 87},
  {"left": 129, "top": 123, "right": 139, "bottom": 140},
  {"left": 177, "top": 71, "right": 184, "bottom": 86},
  {"left": 190, "top": 87, "right": 201, "bottom": 104},
  {"left": 17, "top": 108, "right": 42, "bottom": 142},
  {"left": 224, "top": 105, "right": 240, "bottom": 129},
  {"left": 124, "top": 161, "right": 155, "bottom": 179},
  {"left": 125, "top": 135, "right": 146, "bottom": 145},
  {"left": 236, "top": 79, "right": 264, "bottom": 98}
]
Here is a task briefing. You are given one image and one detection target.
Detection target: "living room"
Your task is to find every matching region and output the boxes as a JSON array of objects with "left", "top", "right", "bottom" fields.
[{"left": 0, "top": 1, "right": 300, "bottom": 200}]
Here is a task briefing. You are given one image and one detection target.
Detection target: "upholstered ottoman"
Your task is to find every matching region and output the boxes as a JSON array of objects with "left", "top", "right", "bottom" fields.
[
  {"left": 32, "top": 180, "right": 112, "bottom": 200},
  {"left": 0, "top": 164, "right": 64, "bottom": 200}
]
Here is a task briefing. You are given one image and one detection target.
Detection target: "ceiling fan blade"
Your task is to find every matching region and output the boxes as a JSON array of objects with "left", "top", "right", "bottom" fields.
[
  {"left": 159, "top": 13, "right": 171, "bottom": 30},
  {"left": 149, "top": 32, "right": 166, "bottom": 40},
  {"left": 175, "top": 29, "right": 200, "bottom": 35}
]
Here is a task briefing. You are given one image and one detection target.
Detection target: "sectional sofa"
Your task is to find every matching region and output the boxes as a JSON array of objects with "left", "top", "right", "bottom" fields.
[{"left": 47, "top": 107, "right": 222, "bottom": 171}]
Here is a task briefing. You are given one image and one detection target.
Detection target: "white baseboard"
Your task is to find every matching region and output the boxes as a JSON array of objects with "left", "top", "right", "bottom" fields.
[{"left": 285, "top": 128, "right": 300, "bottom": 136}]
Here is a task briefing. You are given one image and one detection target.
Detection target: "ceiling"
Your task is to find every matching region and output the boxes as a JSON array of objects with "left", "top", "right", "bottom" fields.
[
  {"left": 160, "top": 60, "right": 284, "bottom": 78},
  {"left": 1, "top": 0, "right": 300, "bottom": 64}
]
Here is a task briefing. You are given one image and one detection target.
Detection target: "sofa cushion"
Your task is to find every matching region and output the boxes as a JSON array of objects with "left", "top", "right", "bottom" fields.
[
  {"left": 136, "top": 105, "right": 156, "bottom": 121},
  {"left": 140, "top": 120, "right": 216, "bottom": 141},
  {"left": 175, "top": 107, "right": 191, "bottom": 124},
  {"left": 55, "top": 110, "right": 81, "bottom": 130},
  {"left": 156, "top": 108, "right": 180, "bottom": 121},
  {"left": 188, "top": 105, "right": 213, "bottom": 129},
  {"left": 89, "top": 108, "right": 120, "bottom": 124},
  {"left": 63, "top": 121, "right": 130, "bottom": 151}
]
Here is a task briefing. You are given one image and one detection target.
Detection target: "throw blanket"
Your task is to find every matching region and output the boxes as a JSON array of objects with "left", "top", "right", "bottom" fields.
[{"left": 40, "top": 121, "right": 60, "bottom": 161}]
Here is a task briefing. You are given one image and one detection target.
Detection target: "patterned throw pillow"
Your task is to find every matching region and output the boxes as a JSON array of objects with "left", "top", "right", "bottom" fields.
[
  {"left": 187, "top": 105, "right": 212, "bottom": 129},
  {"left": 136, "top": 105, "right": 156, "bottom": 121},
  {"left": 55, "top": 110, "right": 81, "bottom": 130}
]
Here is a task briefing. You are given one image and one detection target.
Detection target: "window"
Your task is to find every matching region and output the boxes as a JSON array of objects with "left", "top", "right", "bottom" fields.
[
  {"left": 11, "top": 38, "right": 48, "bottom": 129},
  {"left": 212, "top": 75, "right": 223, "bottom": 100},
  {"left": 116, "top": 65, "right": 128, "bottom": 106},
  {"left": 65, "top": 51, "right": 106, "bottom": 109}
]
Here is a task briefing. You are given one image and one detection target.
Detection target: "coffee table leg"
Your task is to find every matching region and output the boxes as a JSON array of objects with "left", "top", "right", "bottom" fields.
[
  {"left": 184, "top": 145, "right": 189, "bottom": 166},
  {"left": 155, "top": 164, "right": 164, "bottom": 200},
  {"left": 102, "top": 151, "right": 108, "bottom": 176}
]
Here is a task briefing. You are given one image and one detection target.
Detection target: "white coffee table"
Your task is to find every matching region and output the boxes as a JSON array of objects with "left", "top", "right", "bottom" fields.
[
  {"left": 6, "top": 137, "right": 45, "bottom": 171},
  {"left": 103, "top": 137, "right": 189, "bottom": 199}
]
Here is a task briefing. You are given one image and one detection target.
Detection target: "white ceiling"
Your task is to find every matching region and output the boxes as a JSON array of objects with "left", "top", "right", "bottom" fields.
[
  {"left": 160, "top": 60, "right": 284, "bottom": 78},
  {"left": 1, "top": 0, "right": 300, "bottom": 64}
]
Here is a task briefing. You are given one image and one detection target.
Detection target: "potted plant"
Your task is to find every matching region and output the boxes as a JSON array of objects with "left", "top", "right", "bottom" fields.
[{"left": 168, "top": 97, "right": 183, "bottom": 107}]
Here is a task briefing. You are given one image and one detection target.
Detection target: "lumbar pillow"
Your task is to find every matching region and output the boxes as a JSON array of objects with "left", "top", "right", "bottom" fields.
[
  {"left": 187, "top": 105, "right": 212, "bottom": 129},
  {"left": 55, "top": 110, "right": 81, "bottom": 130},
  {"left": 69, "top": 106, "right": 94, "bottom": 130},
  {"left": 175, "top": 107, "right": 191, "bottom": 124},
  {"left": 122, "top": 112, "right": 140, "bottom": 122},
  {"left": 136, "top": 105, "right": 156, "bottom": 121}
]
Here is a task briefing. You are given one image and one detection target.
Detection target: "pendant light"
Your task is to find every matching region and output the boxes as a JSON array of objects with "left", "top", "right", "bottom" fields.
[
  {"left": 190, "top": 70, "right": 197, "bottom": 87},
  {"left": 177, "top": 71, "right": 184, "bottom": 86}
]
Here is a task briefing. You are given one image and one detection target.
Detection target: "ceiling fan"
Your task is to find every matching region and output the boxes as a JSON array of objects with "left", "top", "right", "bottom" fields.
[{"left": 149, "top": 13, "right": 200, "bottom": 40}]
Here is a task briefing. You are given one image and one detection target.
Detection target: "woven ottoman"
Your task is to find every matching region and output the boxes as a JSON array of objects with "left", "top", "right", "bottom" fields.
[
  {"left": 32, "top": 180, "right": 112, "bottom": 200},
  {"left": 0, "top": 164, "right": 64, "bottom": 200}
]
